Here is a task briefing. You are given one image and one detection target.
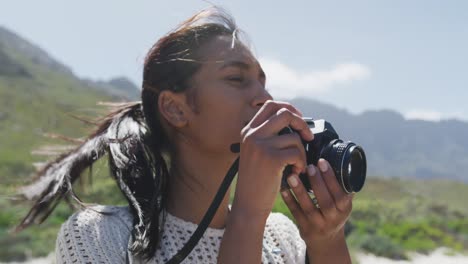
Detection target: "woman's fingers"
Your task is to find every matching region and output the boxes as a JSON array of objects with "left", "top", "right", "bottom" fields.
[
  {"left": 285, "top": 160, "right": 354, "bottom": 217},
  {"left": 272, "top": 148, "right": 307, "bottom": 176},
  {"left": 263, "top": 133, "right": 307, "bottom": 174},
  {"left": 252, "top": 107, "right": 313, "bottom": 141},
  {"left": 248, "top": 100, "right": 303, "bottom": 128},
  {"left": 317, "top": 159, "right": 353, "bottom": 213},
  {"left": 285, "top": 173, "right": 323, "bottom": 221},
  {"left": 246, "top": 100, "right": 312, "bottom": 142},
  {"left": 280, "top": 188, "right": 314, "bottom": 230},
  {"left": 305, "top": 162, "right": 339, "bottom": 221},
  {"left": 281, "top": 160, "right": 354, "bottom": 246}
]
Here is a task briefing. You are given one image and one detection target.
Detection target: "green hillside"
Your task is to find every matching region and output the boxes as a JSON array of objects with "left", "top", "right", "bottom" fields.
[{"left": 0, "top": 46, "right": 114, "bottom": 180}]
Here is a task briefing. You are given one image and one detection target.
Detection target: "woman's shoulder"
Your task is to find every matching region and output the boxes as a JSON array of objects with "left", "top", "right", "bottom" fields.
[
  {"left": 64, "top": 204, "right": 133, "bottom": 228},
  {"left": 55, "top": 205, "right": 133, "bottom": 263},
  {"left": 59, "top": 205, "right": 133, "bottom": 239}
]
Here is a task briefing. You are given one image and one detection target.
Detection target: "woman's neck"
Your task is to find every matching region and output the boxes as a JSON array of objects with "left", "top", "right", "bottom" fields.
[{"left": 165, "top": 147, "right": 236, "bottom": 229}]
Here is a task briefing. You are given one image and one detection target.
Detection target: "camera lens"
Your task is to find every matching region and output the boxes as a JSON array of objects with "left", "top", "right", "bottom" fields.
[{"left": 322, "top": 140, "right": 367, "bottom": 193}]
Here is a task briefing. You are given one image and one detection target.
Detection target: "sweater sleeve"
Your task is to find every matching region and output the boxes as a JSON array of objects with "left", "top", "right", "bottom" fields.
[
  {"left": 55, "top": 205, "right": 133, "bottom": 264},
  {"left": 269, "top": 213, "right": 307, "bottom": 264}
]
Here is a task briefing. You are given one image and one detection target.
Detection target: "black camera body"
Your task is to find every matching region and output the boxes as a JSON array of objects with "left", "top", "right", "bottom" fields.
[{"left": 280, "top": 118, "right": 367, "bottom": 194}]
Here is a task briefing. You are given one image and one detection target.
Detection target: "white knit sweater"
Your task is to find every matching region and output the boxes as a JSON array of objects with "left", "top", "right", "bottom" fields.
[{"left": 55, "top": 205, "right": 306, "bottom": 263}]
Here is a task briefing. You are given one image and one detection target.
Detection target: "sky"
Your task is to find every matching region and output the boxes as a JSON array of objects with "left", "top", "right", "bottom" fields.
[{"left": 1, "top": 0, "right": 467, "bottom": 122}]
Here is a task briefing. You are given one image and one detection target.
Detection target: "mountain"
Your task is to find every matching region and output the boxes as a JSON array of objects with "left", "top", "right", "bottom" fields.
[
  {"left": 0, "top": 26, "right": 139, "bottom": 100},
  {"left": 289, "top": 98, "right": 468, "bottom": 182},
  {"left": 0, "top": 26, "right": 73, "bottom": 76},
  {"left": 82, "top": 76, "right": 140, "bottom": 101}
]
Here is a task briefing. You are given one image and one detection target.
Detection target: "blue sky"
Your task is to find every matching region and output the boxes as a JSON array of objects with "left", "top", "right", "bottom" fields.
[{"left": 1, "top": 0, "right": 467, "bottom": 121}]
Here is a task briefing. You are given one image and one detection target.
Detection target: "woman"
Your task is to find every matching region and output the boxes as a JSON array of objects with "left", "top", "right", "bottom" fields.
[{"left": 17, "top": 7, "right": 353, "bottom": 264}]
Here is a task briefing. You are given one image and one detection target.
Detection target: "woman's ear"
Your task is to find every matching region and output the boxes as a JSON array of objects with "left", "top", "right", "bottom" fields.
[{"left": 158, "top": 90, "right": 190, "bottom": 128}]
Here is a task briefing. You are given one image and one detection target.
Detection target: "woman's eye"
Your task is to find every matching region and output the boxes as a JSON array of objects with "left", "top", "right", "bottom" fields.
[{"left": 226, "top": 76, "right": 245, "bottom": 83}]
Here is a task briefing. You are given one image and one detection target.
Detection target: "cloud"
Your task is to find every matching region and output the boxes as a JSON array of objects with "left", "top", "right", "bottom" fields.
[
  {"left": 259, "top": 58, "right": 371, "bottom": 99},
  {"left": 404, "top": 109, "right": 466, "bottom": 122}
]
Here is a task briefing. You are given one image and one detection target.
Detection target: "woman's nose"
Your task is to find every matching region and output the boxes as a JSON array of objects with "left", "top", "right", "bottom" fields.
[{"left": 252, "top": 86, "right": 273, "bottom": 108}]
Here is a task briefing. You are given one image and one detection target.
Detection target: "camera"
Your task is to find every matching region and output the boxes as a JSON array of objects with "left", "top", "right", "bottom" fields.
[{"left": 280, "top": 118, "right": 367, "bottom": 193}]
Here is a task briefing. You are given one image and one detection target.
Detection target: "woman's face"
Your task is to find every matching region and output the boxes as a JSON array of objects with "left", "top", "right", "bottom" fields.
[{"left": 182, "top": 35, "right": 272, "bottom": 156}]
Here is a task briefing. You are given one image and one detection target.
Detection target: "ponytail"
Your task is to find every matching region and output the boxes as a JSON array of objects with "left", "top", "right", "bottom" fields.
[{"left": 16, "top": 101, "right": 169, "bottom": 260}]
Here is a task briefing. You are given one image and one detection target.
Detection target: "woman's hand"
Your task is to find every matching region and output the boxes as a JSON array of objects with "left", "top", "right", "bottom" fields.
[
  {"left": 231, "top": 100, "right": 313, "bottom": 219},
  {"left": 281, "top": 158, "right": 353, "bottom": 262}
]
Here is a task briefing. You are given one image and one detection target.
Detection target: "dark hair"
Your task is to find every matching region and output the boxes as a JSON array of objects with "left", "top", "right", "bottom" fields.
[{"left": 16, "top": 6, "right": 244, "bottom": 261}]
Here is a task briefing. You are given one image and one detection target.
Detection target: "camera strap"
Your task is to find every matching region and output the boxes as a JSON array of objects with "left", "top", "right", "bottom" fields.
[{"left": 165, "top": 157, "right": 239, "bottom": 264}]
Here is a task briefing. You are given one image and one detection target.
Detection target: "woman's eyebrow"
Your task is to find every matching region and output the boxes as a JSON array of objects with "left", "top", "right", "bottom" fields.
[{"left": 219, "top": 60, "right": 250, "bottom": 70}]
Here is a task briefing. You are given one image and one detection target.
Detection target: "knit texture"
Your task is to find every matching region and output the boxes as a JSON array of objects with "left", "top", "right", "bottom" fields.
[{"left": 55, "top": 205, "right": 306, "bottom": 263}]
